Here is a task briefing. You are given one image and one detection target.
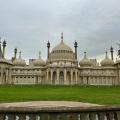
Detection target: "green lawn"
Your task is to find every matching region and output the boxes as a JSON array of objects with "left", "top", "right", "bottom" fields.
[{"left": 0, "top": 85, "right": 120, "bottom": 105}]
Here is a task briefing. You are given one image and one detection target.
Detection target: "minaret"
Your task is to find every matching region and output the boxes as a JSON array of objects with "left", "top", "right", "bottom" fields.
[
  {"left": 84, "top": 51, "right": 87, "bottom": 59},
  {"left": 61, "top": 32, "right": 63, "bottom": 43},
  {"left": 14, "top": 48, "right": 17, "bottom": 60},
  {"left": 39, "top": 51, "right": 41, "bottom": 59},
  {"left": 47, "top": 41, "right": 50, "bottom": 59},
  {"left": 105, "top": 51, "right": 108, "bottom": 58},
  {"left": 2, "top": 39, "right": 6, "bottom": 58},
  {"left": 74, "top": 40, "right": 78, "bottom": 59},
  {"left": 110, "top": 46, "right": 114, "bottom": 61},
  {"left": 0, "top": 37, "right": 3, "bottom": 59}
]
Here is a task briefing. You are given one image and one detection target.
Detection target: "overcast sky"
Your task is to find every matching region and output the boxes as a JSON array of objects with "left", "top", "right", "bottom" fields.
[{"left": 0, "top": 0, "right": 120, "bottom": 62}]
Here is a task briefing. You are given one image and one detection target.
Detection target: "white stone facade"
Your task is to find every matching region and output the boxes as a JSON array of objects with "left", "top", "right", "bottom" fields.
[{"left": 0, "top": 35, "right": 120, "bottom": 86}]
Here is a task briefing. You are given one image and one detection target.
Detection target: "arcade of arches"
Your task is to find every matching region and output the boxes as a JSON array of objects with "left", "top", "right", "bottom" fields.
[{"left": 46, "top": 69, "right": 78, "bottom": 85}]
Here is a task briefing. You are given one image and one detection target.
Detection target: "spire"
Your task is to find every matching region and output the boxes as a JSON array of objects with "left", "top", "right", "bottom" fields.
[
  {"left": 84, "top": 52, "right": 87, "bottom": 59},
  {"left": 19, "top": 51, "right": 21, "bottom": 59},
  {"left": 39, "top": 51, "right": 41, "bottom": 59},
  {"left": 110, "top": 46, "right": 114, "bottom": 60},
  {"left": 61, "top": 32, "right": 63, "bottom": 43},
  {"left": 0, "top": 37, "right": 3, "bottom": 59},
  {"left": 105, "top": 51, "right": 108, "bottom": 59}
]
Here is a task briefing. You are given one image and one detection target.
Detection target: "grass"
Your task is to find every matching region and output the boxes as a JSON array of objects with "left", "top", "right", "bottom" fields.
[{"left": 0, "top": 85, "right": 120, "bottom": 105}]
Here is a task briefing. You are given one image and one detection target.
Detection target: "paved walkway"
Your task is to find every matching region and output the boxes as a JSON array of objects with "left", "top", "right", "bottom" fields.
[{"left": 0, "top": 101, "right": 102, "bottom": 109}]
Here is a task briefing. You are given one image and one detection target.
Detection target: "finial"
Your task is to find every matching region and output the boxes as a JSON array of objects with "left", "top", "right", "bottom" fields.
[
  {"left": 61, "top": 32, "right": 63, "bottom": 42},
  {"left": 19, "top": 51, "right": 21, "bottom": 59},
  {"left": 105, "top": 51, "right": 108, "bottom": 58},
  {"left": 39, "top": 51, "right": 41, "bottom": 59},
  {"left": 84, "top": 51, "right": 87, "bottom": 58},
  {"left": 74, "top": 40, "right": 78, "bottom": 47},
  {"left": 47, "top": 41, "right": 50, "bottom": 48},
  {"left": 3, "top": 39, "right": 6, "bottom": 46}
]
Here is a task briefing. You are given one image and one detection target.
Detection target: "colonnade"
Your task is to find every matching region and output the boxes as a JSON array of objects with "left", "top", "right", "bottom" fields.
[{"left": 46, "top": 68, "right": 78, "bottom": 85}]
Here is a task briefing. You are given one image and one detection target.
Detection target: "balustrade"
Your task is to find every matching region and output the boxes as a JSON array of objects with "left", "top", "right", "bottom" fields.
[{"left": 0, "top": 106, "right": 120, "bottom": 120}]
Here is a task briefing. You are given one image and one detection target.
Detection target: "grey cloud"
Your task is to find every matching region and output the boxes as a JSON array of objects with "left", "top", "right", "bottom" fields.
[{"left": 0, "top": 0, "right": 120, "bottom": 61}]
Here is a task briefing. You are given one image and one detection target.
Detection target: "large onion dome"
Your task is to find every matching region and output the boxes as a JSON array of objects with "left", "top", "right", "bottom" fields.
[
  {"left": 79, "top": 52, "right": 92, "bottom": 67},
  {"left": 13, "top": 52, "right": 26, "bottom": 66},
  {"left": 33, "top": 52, "right": 46, "bottom": 66},
  {"left": 101, "top": 51, "right": 114, "bottom": 66},
  {"left": 49, "top": 33, "right": 75, "bottom": 61}
]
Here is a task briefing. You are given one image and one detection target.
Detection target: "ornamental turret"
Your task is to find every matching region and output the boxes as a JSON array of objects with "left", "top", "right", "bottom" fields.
[
  {"left": 74, "top": 40, "right": 78, "bottom": 59},
  {"left": 110, "top": 46, "right": 114, "bottom": 61},
  {"left": 47, "top": 41, "right": 50, "bottom": 59}
]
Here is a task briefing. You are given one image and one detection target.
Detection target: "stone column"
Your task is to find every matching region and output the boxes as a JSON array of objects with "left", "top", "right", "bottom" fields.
[
  {"left": 46, "top": 70, "right": 49, "bottom": 84},
  {"left": 39, "top": 76, "right": 41, "bottom": 84},
  {"left": 64, "top": 69, "right": 67, "bottom": 85},
  {"left": 57, "top": 68, "right": 59, "bottom": 85},
  {"left": 75, "top": 70, "right": 78, "bottom": 85},
  {"left": 51, "top": 70, "right": 53, "bottom": 84}
]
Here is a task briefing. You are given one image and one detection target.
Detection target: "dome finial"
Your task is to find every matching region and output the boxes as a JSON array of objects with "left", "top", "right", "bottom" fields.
[
  {"left": 39, "top": 51, "right": 41, "bottom": 59},
  {"left": 61, "top": 32, "right": 63, "bottom": 43}
]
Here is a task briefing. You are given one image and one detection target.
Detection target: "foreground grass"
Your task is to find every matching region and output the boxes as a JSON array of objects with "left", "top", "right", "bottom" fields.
[{"left": 0, "top": 85, "right": 120, "bottom": 105}]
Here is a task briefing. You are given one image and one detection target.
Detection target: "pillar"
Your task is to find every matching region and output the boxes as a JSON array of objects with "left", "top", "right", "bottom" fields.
[
  {"left": 51, "top": 70, "right": 53, "bottom": 84},
  {"left": 71, "top": 70, "right": 73, "bottom": 85},
  {"left": 75, "top": 70, "right": 78, "bottom": 85},
  {"left": 57, "top": 68, "right": 59, "bottom": 85},
  {"left": 64, "top": 69, "right": 67, "bottom": 85}
]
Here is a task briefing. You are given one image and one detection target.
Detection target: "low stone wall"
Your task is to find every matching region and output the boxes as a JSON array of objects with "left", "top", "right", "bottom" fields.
[{"left": 0, "top": 101, "right": 119, "bottom": 120}]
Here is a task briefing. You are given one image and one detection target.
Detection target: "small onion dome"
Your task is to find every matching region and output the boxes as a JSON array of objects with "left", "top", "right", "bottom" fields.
[
  {"left": 13, "top": 52, "right": 26, "bottom": 66},
  {"left": 79, "top": 52, "right": 92, "bottom": 67},
  {"left": 101, "top": 51, "right": 114, "bottom": 66},
  {"left": 33, "top": 52, "right": 46, "bottom": 66}
]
